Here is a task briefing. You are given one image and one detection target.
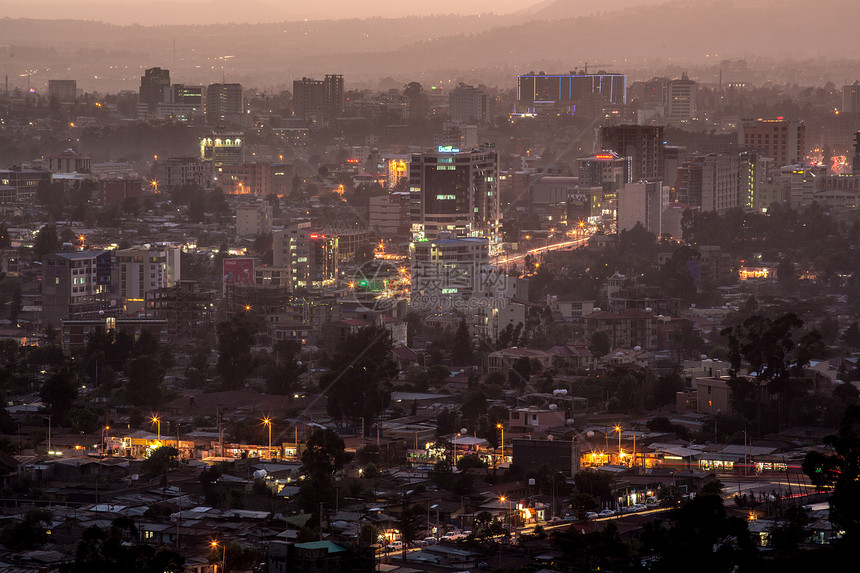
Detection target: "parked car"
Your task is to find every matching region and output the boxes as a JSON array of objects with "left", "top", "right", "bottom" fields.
[
  {"left": 631, "top": 503, "right": 647, "bottom": 512},
  {"left": 420, "top": 537, "right": 437, "bottom": 546},
  {"left": 441, "top": 531, "right": 464, "bottom": 541},
  {"left": 645, "top": 497, "right": 659, "bottom": 508},
  {"left": 585, "top": 512, "right": 599, "bottom": 520},
  {"left": 563, "top": 514, "right": 578, "bottom": 522},
  {"left": 598, "top": 509, "right": 615, "bottom": 518},
  {"left": 386, "top": 541, "right": 403, "bottom": 552}
]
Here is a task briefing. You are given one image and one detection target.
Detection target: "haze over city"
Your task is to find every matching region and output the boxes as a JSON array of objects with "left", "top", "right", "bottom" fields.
[{"left": 0, "top": 0, "right": 860, "bottom": 571}]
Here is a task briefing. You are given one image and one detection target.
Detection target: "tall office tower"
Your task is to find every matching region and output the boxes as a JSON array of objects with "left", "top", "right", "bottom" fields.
[
  {"left": 854, "top": 132, "right": 860, "bottom": 174},
  {"left": 617, "top": 180, "right": 668, "bottom": 235},
  {"left": 666, "top": 72, "right": 697, "bottom": 124},
  {"left": 206, "top": 83, "right": 243, "bottom": 125},
  {"left": 641, "top": 77, "right": 668, "bottom": 109},
  {"left": 323, "top": 74, "right": 344, "bottom": 118},
  {"left": 47, "top": 80, "right": 77, "bottom": 102},
  {"left": 140, "top": 67, "right": 171, "bottom": 113},
  {"left": 273, "top": 223, "right": 338, "bottom": 292},
  {"left": 843, "top": 81, "right": 860, "bottom": 113},
  {"left": 449, "top": 84, "right": 488, "bottom": 123},
  {"left": 575, "top": 151, "right": 631, "bottom": 196},
  {"left": 292, "top": 74, "right": 344, "bottom": 121},
  {"left": 171, "top": 84, "right": 204, "bottom": 105},
  {"left": 516, "top": 71, "right": 626, "bottom": 113},
  {"left": 42, "top": 251, "right": 113, "bottom": 326},
  {"left": 600, "top": 125, "right": 665, "bottom": 181},
  {"left": 677, "top": 154, "right": 740, "bottom": 213},
  {"left": 410, "top": 236, "right": 492, "bottom": 304},
  {"left": 738, "top": 118, "right": 806, "bottom": 167},
  {"left": 408, "top": 146, "right": 501, "bottom": 248},
  {"left": 115, "top": 247, "right": 181, "bottom": 314},
  {"left": 738, "top": 150, "right": 774, "bottom": 210}
]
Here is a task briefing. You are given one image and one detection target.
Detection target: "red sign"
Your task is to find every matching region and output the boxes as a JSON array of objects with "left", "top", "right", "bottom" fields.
[{"left": 223, "top": 258, "right": 255, "bottom": 293}]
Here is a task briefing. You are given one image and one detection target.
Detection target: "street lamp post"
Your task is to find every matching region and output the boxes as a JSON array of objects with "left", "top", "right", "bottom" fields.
[
  {"left": 101, "top": 426, "right": 110, "bottom": 458},
  {"left": 496, "top": 423, "right": 504, "bottom": 466},
  {"left": 211, "top": 540, "right": 227, "bottom": 573},
  {"left": 262, "top": 417, "right": 272, "bottom": 459},
  {"left": 151, "top": 416, "right": 161, "bottom": 443},
  {"left": 614, "top": 425, "right": 622, "bottom": 464}
]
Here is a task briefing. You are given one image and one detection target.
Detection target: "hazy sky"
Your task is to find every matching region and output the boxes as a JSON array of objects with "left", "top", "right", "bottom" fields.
[{"left": 0, "top": 0, "right": 670, "bottom": 25}]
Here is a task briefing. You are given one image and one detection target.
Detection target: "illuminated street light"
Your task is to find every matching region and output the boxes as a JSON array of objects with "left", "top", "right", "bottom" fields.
[
  {"left": 210, "top": 540, "right": 227, "bottom": 573},
  {"left": 151, "top": 415, "right": 161, "bottom": 443},
  {"left": 262, "top": 417, "right": 272, "bottom": 459}
]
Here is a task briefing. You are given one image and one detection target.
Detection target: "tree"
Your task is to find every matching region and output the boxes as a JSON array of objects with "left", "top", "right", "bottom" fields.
[
  {"left": 125, "top": 355, "right": 166, "bottom": 410},
  {"left": 397, "top": 496, "right": 425, "bottom": 548},
  {"left": 215, "top": 313, "right": 257, "bottom": 390},
  {"left": 33, "top": 224, "right": 59, "bottom": 259},
  {"left": 299, "top": 429, "right": 348, "bottom": 513},
  {"left": 802, "top": 405, "right": 860, "bottom": 543},
  {"left": 322, "top": 325, "right": 397, "bottom": 425},
  {"left": 262, "top": 340, "right": 305, "bottom": 395},
  {"left": 1, "top": 508, "right": 53, "bottom": 550},
  {"left": 573, "top": 469, "right": 615, "bottom": 502},
  {"left": 589, "top": 330, "right": 611, "bottom": 359},
  {"left": 72, "top": 517, "right": 185, "bottom": 573},
  {"left": 451, "top": 318, "right": 473, "bottom": 365},
  {"left": 142, "top": 446, "right": 179, "bottom": 481},
  {"left": 39, "top": 362, "right": 78, "bottom": 422}
]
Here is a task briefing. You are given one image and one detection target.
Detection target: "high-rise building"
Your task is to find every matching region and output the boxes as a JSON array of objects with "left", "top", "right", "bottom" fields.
[
  {"left": 139, "top": 67, "right": 171, "bottom": 113},
  {"left": 200, "top": 131, "right": 244, "bottom": 167},
  {"left": 843, "top": 82, "right": 860, "bottom": 114},
  {"left": 410, "top": 236, "right": 492, "bottom": 304},
  {"left": 217, "top": 163, "right": 273, "bottom": 195},
  {"left": 47, "top": 80, "right": 77, "bottom": 102},
  {"left": 738, "top": 118, "right": 805, "bottom": 167},
  {"left": 146, "top": 280, "right": 216, "bottom": 342},
  {"left": 677, "top": 154, "right": 740, "bottom": 213},
  {"left": 46, "top": 149, "right": 91, "bottom": 174},
  {"left": 206, "top": 83, "right": 243, "bottom": 125},
  {"left": 171, "top": 84, "right": 204, "bottom": 105},
  {"left": 738, "top": 151, "right": 774, "bottom": 211},
  {"left": 517, "top": 71, "right": 627, "bottom": 112},
  {"left": 42, "top": 251, "right": 113, "bottom": 326},
  {"left": 369, "top": 192, "right": 411, "bottom": 239},
  {"left": 273, "top": 223, "right": 338, "bottom": 292},
  {"left": 292, "top": 74, "right": 344, "bottom": 122},
  {"left": 155, "top": 157, "right": 214, "bottom": 189},
  {"left": 408, "top": 146, "right": 501, "bottom": 248},
  {"left": 115, "top": 247, "right": 181, "bottom": 314},
  {"left": 235, "top": 201, "right": 273, "bottom": 236},
  {"left": 575, "top": 151, "right": 631, "bottom": 198},
  {"left": 0, "top": 168, "right": 53, "bottom": 203},
  {"left": 854, "top": 132, "right": 860, "bottom": 175},
  {"left": 449, "top": 84, "right": 488, "bottom": 123},
  {"left": 600, "top": 125, "right": 665, "bottom": 181},
  {"left": 617, "top": 181, "right": 668, "bottom": 236},
  {"left": 667, "top": 73, "right": 696, "bottom": 124}
]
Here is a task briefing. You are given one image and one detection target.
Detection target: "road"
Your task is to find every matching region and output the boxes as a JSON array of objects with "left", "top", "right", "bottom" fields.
[{"left": 494, "top": 235, "right": 590, "bottom": 266}]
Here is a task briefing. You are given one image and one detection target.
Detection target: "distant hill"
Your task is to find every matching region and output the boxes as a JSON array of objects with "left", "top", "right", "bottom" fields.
[
  {"left": 0, "top": 0, "right": 857, "bottom": 91},
  {"left": 521, "top": 0, "right": 671, "bottom": 19},
  {"left": 0, "top": 0, "right": 529, "bottom": 26}
]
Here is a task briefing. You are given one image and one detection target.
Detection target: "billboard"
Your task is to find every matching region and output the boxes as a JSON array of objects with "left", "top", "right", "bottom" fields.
[{"left": 223, "top": 258, "right": 255, "bottom": 293}]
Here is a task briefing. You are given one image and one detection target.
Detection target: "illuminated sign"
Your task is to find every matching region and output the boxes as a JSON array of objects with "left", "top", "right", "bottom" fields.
[
  {"left": 595, "top": 154, "right": 615, "bottom": 160},
  {"left": 347, "top": 159, "right": 360, "bottom": 164},
  {"left": 437, "top": 146, "right": 460, "bottom": 153}
]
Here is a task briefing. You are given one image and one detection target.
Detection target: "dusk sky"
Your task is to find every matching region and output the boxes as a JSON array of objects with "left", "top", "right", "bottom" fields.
[{"left": 1, "top": 0, "right": 665, "bottom": 24}]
